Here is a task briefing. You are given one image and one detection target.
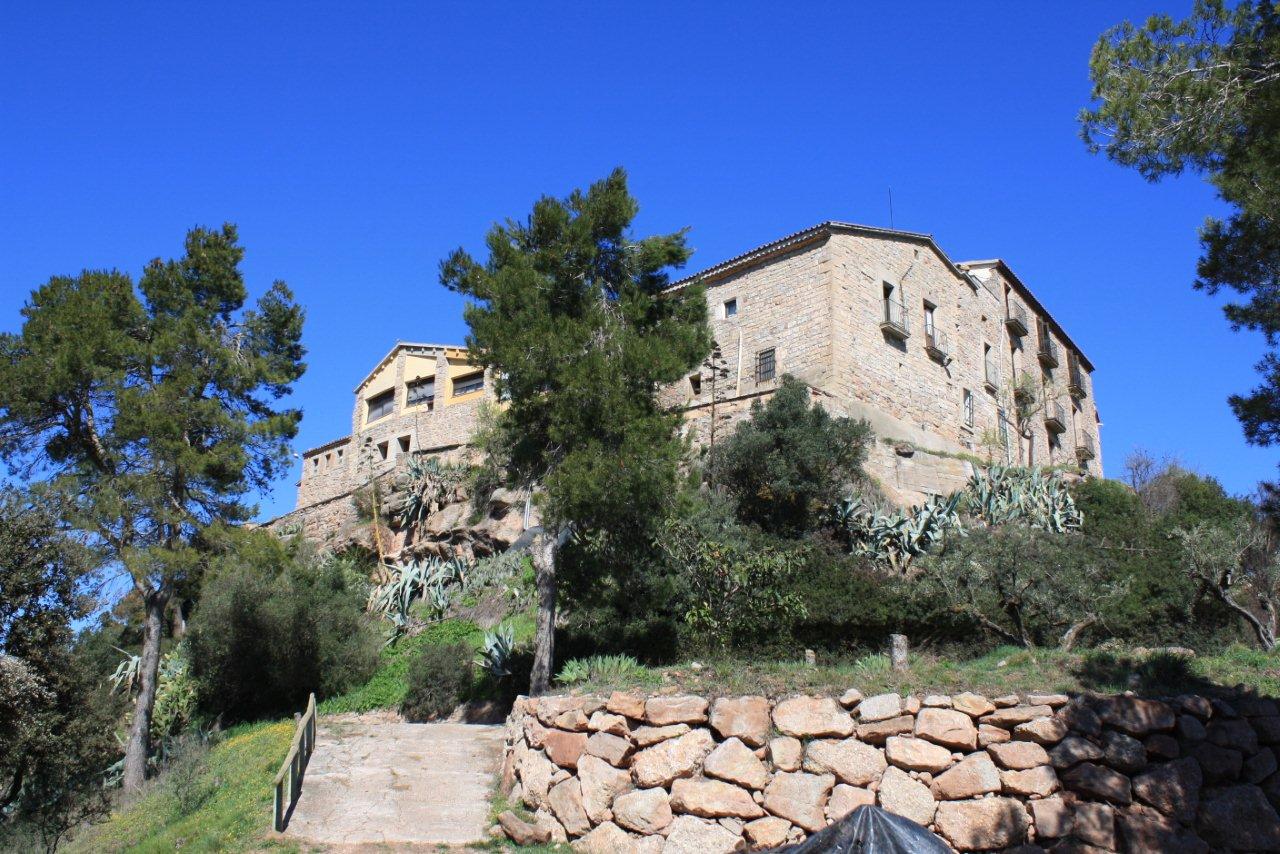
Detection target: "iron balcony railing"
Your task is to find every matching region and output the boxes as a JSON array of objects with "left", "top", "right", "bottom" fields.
[
  {"left": 1037, "top": 326, "right": 1059, "bottom": 368},
  {"left": 1068, "top": 359, "right": 1087, "bottom": 398},
  {"left": 1045, "top": 399, "right": 1067, "bottom": 433},
  {"left": 984, "top": 355, "right": 999, "bottom": 392},
  {"left": 880, "top": 298, "right": 909, "bottom": 339},
  {"left": 1005, "top": 301, "right": 1029, "bottom": 337},
  {"left": 925, "top": 327, "right": 949, "bottom": 360},
  {"left": 1076, "top": 433, "right": 1097, "bottom": 461}
]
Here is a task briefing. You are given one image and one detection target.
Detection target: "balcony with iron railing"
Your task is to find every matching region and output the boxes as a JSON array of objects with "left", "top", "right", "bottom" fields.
[
  {"left": 1045, "top": 398, "right": 1067, "bottom": 433},
  {"left": 1076, "top": 432, "right": 1096, "bottom": 461},
  {"left": 880, "top": 298, "right": 909, "bottom": 340},
  {"left": 984, "top": 356, "right": 999, "bottom": 393},
  {"left": 1037, "top": 328, "right": 1059, "bottom": 368},
  {"left": 925, "top": 327, "right": 949, "bottom": 361},
  {"left": 1068, "top": 359, "right": 1087, "bottom": 398},
  {"left": 1005, "top": 301, "right": 1029, "bottom": 337}
]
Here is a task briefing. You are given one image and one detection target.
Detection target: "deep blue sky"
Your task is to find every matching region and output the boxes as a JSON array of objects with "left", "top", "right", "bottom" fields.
[{"left": 3, "top": 1, "right": 1269, "bottom": 521}]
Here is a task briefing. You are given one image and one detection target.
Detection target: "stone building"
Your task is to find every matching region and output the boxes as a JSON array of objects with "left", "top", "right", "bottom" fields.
[
  {"left": 278, "top": 342, "right": 495, "bottom": 543},
  {"left": 281, "top": 221, "right": 1100, "bottom": 533},
  {"left": 664, "top": 222, "right": 1101, "bottom": 503}
]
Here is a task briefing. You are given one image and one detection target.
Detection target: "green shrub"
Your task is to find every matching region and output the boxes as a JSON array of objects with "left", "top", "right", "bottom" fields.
[
  {"left": 712, "top": 374, "right": 873, "bottom": 536},
  {"left": 556, "top": 654, "right": 647, "bottom": 686},
  {"left": 789, "top": 545, "right": 978, "bottom": 656},
  {"left": 659, "top": 517, "right": 806, "bottom": 651},
  {"left": 187, "top": 552, "right": 380, "bottom": 722},
  {"left": 400, "top": 642, "right": 473, "bottom": 721},
  {"left": 162, "top": 735, "right": 216, "bottom": 819}
]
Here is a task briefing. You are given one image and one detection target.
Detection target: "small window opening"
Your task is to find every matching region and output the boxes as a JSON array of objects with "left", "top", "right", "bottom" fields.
[
  {"left": 398, "top": 436, "right": 411, "bottom": 455},
  {"left": 689, "top": 374, "right": 702, "bottom": 395},
  {"left": 756, "top": 348, "right": 776, "bottom": 383},
  {"left": 377, "top": 441, "right": 389, "bottom": 461},
  {"left": 722, "top": 298, "right": 738, "bottom": 318},
  {"left": 962, "top": 389, "right": 974, "bottom": 428}
]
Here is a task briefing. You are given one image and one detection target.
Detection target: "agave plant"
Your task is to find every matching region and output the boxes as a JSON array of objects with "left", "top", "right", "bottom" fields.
[
  {"left": 367, "top": 555, "right": 470, "bottom": 642},
  {"left": 395, "top": 455, "right": 464, "bottom": 533},
  {"left": 477, "top": 622, "right": 516, "bottom": 678},
  {"left": 109, "top": 647, "right": 142, "bottom": 695},
  {"left": 835, "top": 492, "right": 963, "bottom": 574},
  {"left": 964, "top": 465, "right": 1083, "bottom": 533}
]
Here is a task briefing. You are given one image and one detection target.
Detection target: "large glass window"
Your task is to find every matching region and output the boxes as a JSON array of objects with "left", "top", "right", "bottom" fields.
[
  {"left": 366, "top": 388, "right": 395, "bottom": 421},
  {"left": 453, "top": 372, "right": 485, "bottom": 396},
  {"left": 406, "top": 377, "right": 435, "bottom": 409}
]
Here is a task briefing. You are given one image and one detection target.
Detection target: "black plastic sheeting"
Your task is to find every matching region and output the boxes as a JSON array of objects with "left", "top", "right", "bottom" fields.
[{"left": 770, "top": 805, "right": 952, "bottom": 854}]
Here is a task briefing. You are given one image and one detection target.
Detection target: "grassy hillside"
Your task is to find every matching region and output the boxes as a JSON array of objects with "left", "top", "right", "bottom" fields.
[
  {"left": 557, "top": 644, "right": 1280, "bottom": 699},
  {"left": 65, "top": 721, "right": 295, "bottom": 854}
]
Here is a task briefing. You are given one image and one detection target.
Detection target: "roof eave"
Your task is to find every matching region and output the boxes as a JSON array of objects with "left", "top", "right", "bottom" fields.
[{"left": 957, "top": 259, "right": 1094, "bottom": 372}]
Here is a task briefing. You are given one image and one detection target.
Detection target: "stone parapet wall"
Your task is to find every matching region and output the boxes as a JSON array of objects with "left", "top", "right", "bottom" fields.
[{"left": 497, "top": 689, "right": 1280, "bottom": 852}]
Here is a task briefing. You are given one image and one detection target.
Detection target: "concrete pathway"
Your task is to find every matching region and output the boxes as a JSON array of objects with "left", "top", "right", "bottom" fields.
[{"left": 284, "top": 714, "right": 506, "bottom": 850}]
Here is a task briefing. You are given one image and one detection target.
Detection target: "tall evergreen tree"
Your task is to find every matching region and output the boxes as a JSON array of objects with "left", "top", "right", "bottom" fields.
[
  {"left": 1081, "top": 1, "right": 1280, "bottom": 448},
  {"left": 0, "top": 225, "right": 305, "bottom": 790},
  {"left": 440, "top": 168, "right": 711, "bottom": 693}
]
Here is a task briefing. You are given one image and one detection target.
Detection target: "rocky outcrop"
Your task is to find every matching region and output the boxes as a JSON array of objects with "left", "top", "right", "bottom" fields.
[{"left": 499, "top": 689, "right": 1280, "bottom": 851}]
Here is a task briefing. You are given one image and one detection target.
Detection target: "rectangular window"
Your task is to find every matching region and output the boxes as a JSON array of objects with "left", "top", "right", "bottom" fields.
[
  {"left": 923, "top": 302, "right": 936, "bottom": 337},
  {"left": 406, "top": 377, "right": 435, "bottom": 409},
  {"left": 453, "top": 371, "right": 485, "bottom": 396},
  {"left": 984, "top": 343, "right": 997, "bottom": 389},
  {"left": 755, "top": 348, "right": 776, "bottom": 383},
  {"left": 722, "top": 298, "right": 738, "bottom": 318},
  {"left": 398, "top": 436, "right": 411, "bottom": 455},
  {"left": 962, "top": 389, "right": 974, "bottom": 428},
  {"left": 689, "top": 374, "right": 702, "bottom": 396},
  {"left": 366, "top": 388, "right": 396, "bottom": 422},
  {"left": 377, "top": 440, "right": 389, "bottom": 461},
  {"left": 997, "top": 407, "right": 1009, "bottom": 449}
]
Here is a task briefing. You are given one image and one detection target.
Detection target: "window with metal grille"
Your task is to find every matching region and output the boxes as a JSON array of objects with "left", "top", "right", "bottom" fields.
[
  {"left": 453, "top": 372, "right": 485, "bottom": 396},
  {"left": 366, "top": 389, "right": 395, "bottom": 422},
  {"left": 406, "top": 377, "right": 435, "bottom": 409},
  {"left": 756, "top": 348, "right": 776, "bottom": 383},
  {"left": 962, "top": 389, "right": 974, "bottom": 428}
]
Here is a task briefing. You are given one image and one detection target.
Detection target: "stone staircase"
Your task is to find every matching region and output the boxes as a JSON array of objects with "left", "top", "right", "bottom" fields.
[{"left": 284, "top": 714, "right": 505, "bottom": 848}]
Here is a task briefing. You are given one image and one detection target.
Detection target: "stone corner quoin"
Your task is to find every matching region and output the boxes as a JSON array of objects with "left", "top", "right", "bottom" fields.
[{"left": 498, "top": 689, "right": 1280, "bottom": 852}]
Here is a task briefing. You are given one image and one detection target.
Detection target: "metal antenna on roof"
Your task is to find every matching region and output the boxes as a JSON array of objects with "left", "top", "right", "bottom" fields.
[{"left": 888, "top": 187, "right": 894, "bottom": 229}]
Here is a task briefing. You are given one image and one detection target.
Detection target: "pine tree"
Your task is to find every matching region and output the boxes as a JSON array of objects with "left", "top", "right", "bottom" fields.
[
  {"left": 440, "top": 168, "right": 711, "bottom": 693},
  {"left": 0, "top": 225, "right": 305, "bottom": 790}
]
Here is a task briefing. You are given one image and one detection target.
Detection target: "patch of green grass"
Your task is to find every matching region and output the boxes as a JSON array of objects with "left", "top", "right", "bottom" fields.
[
  {"left": 320, "top": 618, "right": 495, "bottom": 715},
  {"left": 554, "top": 644, "right": 1280, "bottom": 700},
  {"left": 65, "top": 721, "right": 295, "bottom": 854}
]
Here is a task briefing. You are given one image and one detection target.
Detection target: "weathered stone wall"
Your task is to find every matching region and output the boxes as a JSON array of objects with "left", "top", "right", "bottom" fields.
[
  {"left": 497, "top": 689, "right": 1280, "bottom": 852},
  {"left": 658, "top": 226, "right": 1103, "bottom": 506}
]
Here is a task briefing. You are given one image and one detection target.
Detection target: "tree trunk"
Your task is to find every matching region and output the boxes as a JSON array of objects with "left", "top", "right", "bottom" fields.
[
  {"left": 529, "top": 530, "right": 559, "bottom": 696},
  {"left": 1059, "top": 614, "right": 1097, "bottom": 652},
  {"left": 122, "top": 587, "right": 168, "bottom": 792}
]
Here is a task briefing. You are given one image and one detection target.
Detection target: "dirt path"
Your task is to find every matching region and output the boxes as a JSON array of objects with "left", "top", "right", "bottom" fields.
[{"left": 284, "top": 714, "right": 506, "bottom": 849}]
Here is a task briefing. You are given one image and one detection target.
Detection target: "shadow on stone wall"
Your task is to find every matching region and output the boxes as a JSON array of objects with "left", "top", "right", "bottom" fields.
[{"left": 495, "top": 686, "right": 1280, "bottom": 852}]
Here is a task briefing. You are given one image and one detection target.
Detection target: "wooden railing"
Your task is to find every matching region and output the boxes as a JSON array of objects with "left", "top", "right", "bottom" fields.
[{"left": 273, "top": 693, "right": 317, "bottom": 832}]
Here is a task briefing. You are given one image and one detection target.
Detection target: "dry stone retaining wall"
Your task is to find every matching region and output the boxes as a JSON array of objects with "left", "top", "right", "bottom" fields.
[{"left": 497, "top": 689, "right": 1280, "bottom": 852}]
